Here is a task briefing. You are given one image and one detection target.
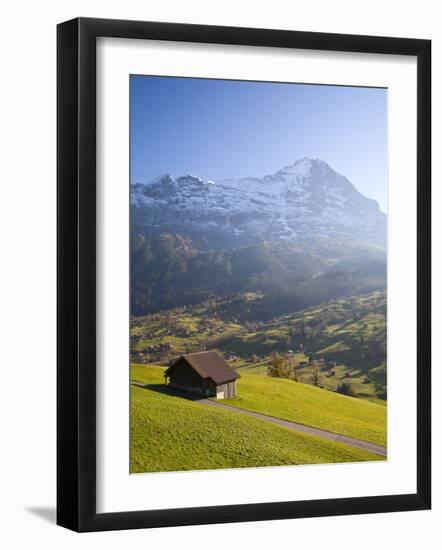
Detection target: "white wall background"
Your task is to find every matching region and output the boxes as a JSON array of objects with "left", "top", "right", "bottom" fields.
[{"left": 0, "top": 1, "right": 439, "bottom": 548}]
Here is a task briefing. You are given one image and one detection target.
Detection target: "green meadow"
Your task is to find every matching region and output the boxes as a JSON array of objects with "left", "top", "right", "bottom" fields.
[
  {"left": 131, "top": 291, "right": 387, "bottom": 402},
  {"left": 223, "top": 374, "right": 387, "bottom": 446},
  {"left": 130, "top": 365, "right": 384, "bottom": 473}
]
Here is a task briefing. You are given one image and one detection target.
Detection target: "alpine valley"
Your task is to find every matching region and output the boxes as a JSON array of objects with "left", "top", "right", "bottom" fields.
[{"left": 130, "top": 157, "right": 388, "bottom": 474}]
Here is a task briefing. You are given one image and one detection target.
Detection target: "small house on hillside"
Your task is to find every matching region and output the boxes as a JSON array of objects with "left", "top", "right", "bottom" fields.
[{"left": 164, "top": 351, "right": 240, "bottom": 399}]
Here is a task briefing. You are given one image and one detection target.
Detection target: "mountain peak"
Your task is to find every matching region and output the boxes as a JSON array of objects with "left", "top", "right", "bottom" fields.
[
  {"left": 150, "top": 173, "right": 174, "bottom": 186},
  {"left": 177, "top": 175, "right": 206, "bottom": 186},
  {"left": 279, "top": 157, "right": 332, "bottom": 175},
  {"left": 131, "top": 158, "right": 385, "bottom": 247}
]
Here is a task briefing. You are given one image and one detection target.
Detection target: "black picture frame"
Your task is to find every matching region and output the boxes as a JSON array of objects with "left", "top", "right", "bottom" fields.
[{"left": 57, "top": 17, "right": 431, "bottom": 532}]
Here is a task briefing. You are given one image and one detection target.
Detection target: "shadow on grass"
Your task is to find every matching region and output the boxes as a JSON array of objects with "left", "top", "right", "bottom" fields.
[{"left": 131, "top": 381, "right": 206, "bottom": 401}]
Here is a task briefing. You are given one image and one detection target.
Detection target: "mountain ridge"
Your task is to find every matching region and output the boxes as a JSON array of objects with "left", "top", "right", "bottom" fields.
[{"left": 131, "top": 158, "right": 386, "bottom": 249}]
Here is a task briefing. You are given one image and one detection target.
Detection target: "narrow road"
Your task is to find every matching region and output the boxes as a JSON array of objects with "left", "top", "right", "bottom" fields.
[
  {"left": 199, "top": 399, "right": 387, "bottom": 457},
  {"left": 131, "top": 380, "right": 386, "bottom": 457}
]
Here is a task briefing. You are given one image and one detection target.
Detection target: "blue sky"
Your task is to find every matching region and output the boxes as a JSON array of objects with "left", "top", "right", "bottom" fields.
[{"left": 130, "top": 75, "right": 387, "bottom": 211}]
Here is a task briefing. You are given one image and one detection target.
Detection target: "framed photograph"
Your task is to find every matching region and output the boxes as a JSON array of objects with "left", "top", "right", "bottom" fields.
[{"left": 57, "top": 17, "right": 431, "bottom": 532}]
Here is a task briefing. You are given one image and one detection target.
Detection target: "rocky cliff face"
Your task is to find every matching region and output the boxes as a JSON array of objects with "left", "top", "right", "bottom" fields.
[{"left": 131, "top": 158, "right": 386, "bottom": 250}]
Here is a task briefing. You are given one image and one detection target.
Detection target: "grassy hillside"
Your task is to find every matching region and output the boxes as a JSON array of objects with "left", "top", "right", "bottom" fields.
[
  {"left": 227, "top": 292, "right": 386, "bottom": 400},
  {"left": 130, "top": 291, "right": 386, "bottom": 401},
  {"left": 223, "top": 374, "right": 387, "bottom": 446},
  {"left": 130, "top": 365, "right": 382, "bottom": 473}
]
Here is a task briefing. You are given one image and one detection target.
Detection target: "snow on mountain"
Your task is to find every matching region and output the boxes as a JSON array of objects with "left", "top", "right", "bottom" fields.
[{"left": 131, "top": 158, "right": 386, "bottom": 248}]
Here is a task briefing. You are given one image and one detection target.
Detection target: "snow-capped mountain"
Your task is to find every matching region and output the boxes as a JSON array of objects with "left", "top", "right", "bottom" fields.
[{"left": 131, "top": 158, "right": 386, "bottom": 249}]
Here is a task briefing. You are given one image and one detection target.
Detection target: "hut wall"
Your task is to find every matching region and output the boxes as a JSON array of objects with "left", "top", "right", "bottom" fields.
[
  {"left": 168, "top": 359, "right": 205, "bottom": 395},
  {"left": 215, "top": 380, "right": 236, "bottom": 399},
  {"left": 168, "top": 359, "right": 221, "bottom": 397}
]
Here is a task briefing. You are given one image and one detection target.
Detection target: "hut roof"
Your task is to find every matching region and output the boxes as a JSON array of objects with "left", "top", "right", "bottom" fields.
[{"left": 166, "top": 351, "right": 240, "bottom": 385}]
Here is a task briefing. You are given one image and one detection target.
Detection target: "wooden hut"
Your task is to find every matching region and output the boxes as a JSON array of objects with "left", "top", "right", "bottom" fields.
[{"left": 164, "top": 351, "right": 240, "bottom": 399}]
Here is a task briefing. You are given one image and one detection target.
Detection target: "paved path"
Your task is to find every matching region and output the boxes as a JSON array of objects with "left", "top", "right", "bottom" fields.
[
  {"left": 131, "top": 380, "right": 386, "bottom": 457},
  {"left": 198, "top": 399, "right": 386, "bottom": 457}
]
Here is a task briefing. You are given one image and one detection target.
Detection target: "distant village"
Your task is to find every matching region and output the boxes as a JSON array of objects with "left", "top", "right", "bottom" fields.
[
  {"left": 129, "top": 291, "right": 385, "bottom": 397},
  {"left": 130, "top": 330, "right": 342, "bottom": 379}
]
